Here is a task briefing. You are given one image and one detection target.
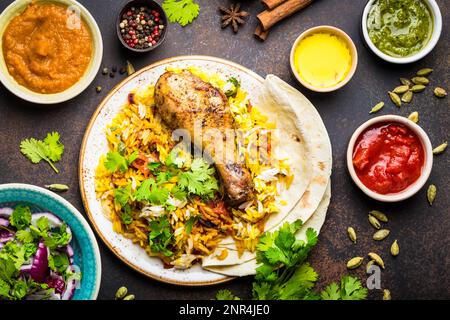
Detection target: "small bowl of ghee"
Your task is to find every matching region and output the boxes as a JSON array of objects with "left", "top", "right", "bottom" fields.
[{"left": 290, "top": 26, "right": 358, "bottom": 92}]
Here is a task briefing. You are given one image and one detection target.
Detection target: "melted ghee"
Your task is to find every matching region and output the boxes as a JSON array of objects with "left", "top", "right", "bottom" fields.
[{"left": 293, "top": 33, "right": 352, "bottom": 88}]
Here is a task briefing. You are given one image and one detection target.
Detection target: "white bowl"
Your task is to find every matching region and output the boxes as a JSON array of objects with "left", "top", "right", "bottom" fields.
[
  {"left": 361, "top": 0, "right": 442, "bottom": 64},
  {"left": 290, "top": 25, "right": 358, "bottom": 92},
  {"left": 347, "top": 115, "right": 433, "bottom": 202},
  {"left": 0, "top": 0, "right": 103, "bottom": 104}
]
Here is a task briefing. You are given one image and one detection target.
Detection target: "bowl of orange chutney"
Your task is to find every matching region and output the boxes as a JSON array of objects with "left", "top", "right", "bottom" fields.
[{"left": 0, "top": 0, "right": 103, "bottom": 104}]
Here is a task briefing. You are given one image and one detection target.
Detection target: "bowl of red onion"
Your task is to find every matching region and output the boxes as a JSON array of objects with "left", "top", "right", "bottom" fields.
[
  {"left": 116, "top": 0, "right": 168, "bottom": 53},
  {"left": 0, "top": 183, "right": 101, "bottom": 300}
]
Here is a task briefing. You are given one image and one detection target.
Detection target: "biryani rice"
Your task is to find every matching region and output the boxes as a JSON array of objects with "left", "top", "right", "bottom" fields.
[{"left": 95, "top": 67, "right": 294, "bottom": 268}]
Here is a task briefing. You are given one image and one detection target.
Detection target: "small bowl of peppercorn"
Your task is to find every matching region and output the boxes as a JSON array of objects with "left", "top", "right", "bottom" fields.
[{"left": 117, "top": 0, "right": 167, "bottom": 52}]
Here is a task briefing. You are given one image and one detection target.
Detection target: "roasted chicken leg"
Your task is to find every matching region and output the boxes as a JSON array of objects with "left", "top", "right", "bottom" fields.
[{"left": 154, "top": 70, "right": 253, "bottom": 205}]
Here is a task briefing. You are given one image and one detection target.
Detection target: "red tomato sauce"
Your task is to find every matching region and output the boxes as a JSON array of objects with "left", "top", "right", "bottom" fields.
[{"left": 352, "top": 122, "right": 425, "bottom": 194}]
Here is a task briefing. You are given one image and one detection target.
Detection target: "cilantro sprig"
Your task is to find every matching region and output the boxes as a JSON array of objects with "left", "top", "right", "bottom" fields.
[
  {"left": 162, "top": 0, "right": 200, "bottom": 27},
  {"left": 215, "top": 220, "right": 368, "bottom": 301},
  {"left": 20, "top": 132, "right": 65, "bottom": 173},
  {"left": 104, "top": 151, "right": 138, "bottom": 173}
]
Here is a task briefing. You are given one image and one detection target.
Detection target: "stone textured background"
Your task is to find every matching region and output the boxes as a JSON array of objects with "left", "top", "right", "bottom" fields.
[{"left": 0, "top": 0, "right": 448, "bottom": 300}]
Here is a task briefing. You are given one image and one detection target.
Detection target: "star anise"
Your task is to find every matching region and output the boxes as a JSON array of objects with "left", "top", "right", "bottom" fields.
[{"left": 219, "top": 3, "right": 249, "bottom": 33}]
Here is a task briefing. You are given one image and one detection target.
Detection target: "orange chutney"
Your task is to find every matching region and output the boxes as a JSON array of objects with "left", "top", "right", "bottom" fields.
[{"left": 2, "top": 3, "right": 93, "bottom": 94}]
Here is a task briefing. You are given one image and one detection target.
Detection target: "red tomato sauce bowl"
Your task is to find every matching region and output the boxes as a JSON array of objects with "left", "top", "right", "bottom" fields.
[{"left": 347, "top": 115, "right": 433, "bottom": 202}]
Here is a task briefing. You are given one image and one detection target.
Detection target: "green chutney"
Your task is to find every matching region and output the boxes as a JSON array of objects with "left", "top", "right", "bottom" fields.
[{"left": 367, "top": 0, "right": 433, "bottom": 57}]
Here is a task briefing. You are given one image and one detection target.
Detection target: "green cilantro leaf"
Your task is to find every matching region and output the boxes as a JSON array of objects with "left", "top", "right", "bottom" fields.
[
  {"left": 320, "top": 276, "right": 368, "bottom": 300},
  {"left": 148, "top": 162, "right": 162, "bottom": 172},
  {"left": 15, "top": 230, "right": 34, "bottom": 243},
  {"left": 20, "top": 132, "right": 64, "bottom": 173},
  {"left": 120, "top": 204, "right": 133, "bottom": 225},
  {"left": 10, "top": 206, "right": 32, "bottom": 230},
  {"left": 48, "top": 252, "right": 69, "bottom": 274},
  {"left": 114, "top": 184, "right": 132, "bottom": 207},
  {"left": 176, "top": 158, "right": 218, "bottom": 198},
  {"left": 105, "top": 151, "right": 128, "bottom": 173},
  {"left": 0, "top": 278, "right": 11, "bottom": 299},
  {"left": 11, "top": 280, "right": 28, "bottom": 300},
  {"left": 148, "top": 216, "right": 173, "bottom": 257},
  {"left": 162, "top": 0, "right": 200, "bottom": 27},
  {"left": 184, "top": 216, "right": 197, "bottom": 234},
  {"left": 43, "top": 224, "right": 71, "bottom": 249},
  {"left": 43, "top": 132, "right": 64, "bottom": 162},
  {"left": 320, "top": 282, "right": 341, "bottom": 300},
  {"left": 135, "top": 179, "right": 169, "bottom": 205},
  {"left": 225, "top": 77, "right": 241, "bottom": 98},
  {"left": 216, "top": 289, "right": 240, "bottom": 300}
]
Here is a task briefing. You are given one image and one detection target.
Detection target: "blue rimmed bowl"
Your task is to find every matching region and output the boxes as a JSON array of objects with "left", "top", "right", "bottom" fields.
[{"left": 0, "top": 183, "right": 101, "bottom": 300}]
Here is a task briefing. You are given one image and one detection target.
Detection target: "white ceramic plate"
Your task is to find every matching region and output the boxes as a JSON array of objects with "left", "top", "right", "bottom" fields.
[{"left": 79, "top": 56, "right": 328, "bottom": 286}]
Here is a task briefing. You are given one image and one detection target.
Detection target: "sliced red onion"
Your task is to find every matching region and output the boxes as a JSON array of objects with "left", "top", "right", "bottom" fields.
[
  {"left": 0, "top": 217, "right": 10, "bottom": 227},
  {"left": 31, "top": 212, "right": 63, "bottom": 228},
  {"left": 0, "top": 207, "right": 13, "bottom": 218},
  {"left": 20, "top": 264, "right": 33, "bottom": 275},
  {"left": 29, "top": 240, "right": 49, "bottom": 283},
  {"left": 66, "top": 245, "right": 74, "bottom": 263},
  {"left": 60, "top": 265, "right": 78, "bottom": 300},
  {"left": 0, "top": 230, "right": 14, "bottom": 243}
]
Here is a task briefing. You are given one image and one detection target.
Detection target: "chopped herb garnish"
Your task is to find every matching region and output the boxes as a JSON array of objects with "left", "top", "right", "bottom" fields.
[{"left": 20, "top": 132, "right": 64, "bottom": 173}]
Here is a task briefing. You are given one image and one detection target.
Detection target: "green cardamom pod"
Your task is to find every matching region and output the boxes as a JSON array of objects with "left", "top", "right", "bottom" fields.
[
  {"left": 373, "top": 229, "right": 390, "bottom": 241},
  {"left": 411, "top": 77, "right": 429, "bottom": 85},
  {"left": 416, "top": 68, "right": 433, "bottom": 76},
  {"left": 347, "top": 227, "right": 357, "bottom": 243},
  {"left": 411, "top": 84, "right": 426, "bottom": 93},
  {"left": 393, "top": 85, "right": 410, "bottom": 94},
  {"left": 366, "top": 260, "right": 375, "bottom": 273},
  {"left": 123, "top": 294, "right": 135, "bottom": 300},
  {"left": 432, "top": 142, "right": 448, "bottom": 155},
  {"left": 369, "top": 102, "right": 385, "bottom": 114},
  {"left": 434, "top": 87, "right": 447, "bottom": 98},
  {"left": 400, "top": 78, "right": 412, "bottom": 86},
  {"left": 368, "top": 252, "right": 385, "bottom": 269},
  {"left": 115, "top": 286, "right": 128, "bottom": 300},
  {"left": 427, "top": 184, "right": 437, "bottom": 206},
  {"left": 368, "top": 215, "right": 381, "bottom": 229},
  {"left": 391, "top": 240, "right": 399, "bottom": 256},
  {"left": 45, "top": 184, "right": 69, "bottom": 192},
  {"left": 408, "top": 111, "right": 419, "bottom": 123},
  {"left": 347, "top": 257, "right": 364, "bottom": 269},
  {"left": 369, "top": 210, "right": 388, "bottom": 222},
  {"left": 383, "top": 289, "right": 392, "bottom": 300},
  {"left": 401, "top": 91, "right": 413, "bottom": 103},
  {"left": 388, "top": 91, "right": 401, "bottom": 107},
  {"left": 126, "top": 60, "right": 135, "bottom": 76}
]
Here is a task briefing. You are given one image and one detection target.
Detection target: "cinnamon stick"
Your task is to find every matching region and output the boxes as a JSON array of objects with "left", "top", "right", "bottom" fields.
[
  {"left": 261, "top": 0, "right": 287, "bottom": 10},
  {"left": 254, "top": 24, "right": 270, "bottom": 41},
  {"left": 257, "top": 0, "right": 313, "bottom": 31}
]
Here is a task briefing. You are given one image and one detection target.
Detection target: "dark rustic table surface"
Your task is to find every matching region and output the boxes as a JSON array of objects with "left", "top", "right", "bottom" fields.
[{"left": 0, "top": 0, "right": 449, "bottom": 300}]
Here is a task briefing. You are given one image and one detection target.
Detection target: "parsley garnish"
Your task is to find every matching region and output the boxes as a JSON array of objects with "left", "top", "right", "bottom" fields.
[
  {"left": 162, "top": 0, "right": 200, "bottom": 27},
  {"left": 9, "top": 206, "right": 32, "bottom": 231},
  {"left": 20, "top": 132, "right": 64, "bottom": 173},
  {"left": 148, "top": 216, "right": 173, "bottom": 257},
  {"left": 320, "top": 276, "right": 368, "bottom": 300},
  {"left": 114, "top": 184, "right": 132, "bottom": 207},
  {"left": 104, "top": 151, "right": 138, "bottom": 173},
  {"left": 216, "top": 289, "right": 240, "bottom": 300},
  {"left": 135, "top": 179, "right": 170, "bottom": 205},
  {"left": 177, "top": 158, "right": 219, "bottom": 199},
  {"left": 224, "top": 77, "right": 241, "bottom": 98},
  {"left": 215, "top": 220, "right": 367, "bottom": 301}
]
